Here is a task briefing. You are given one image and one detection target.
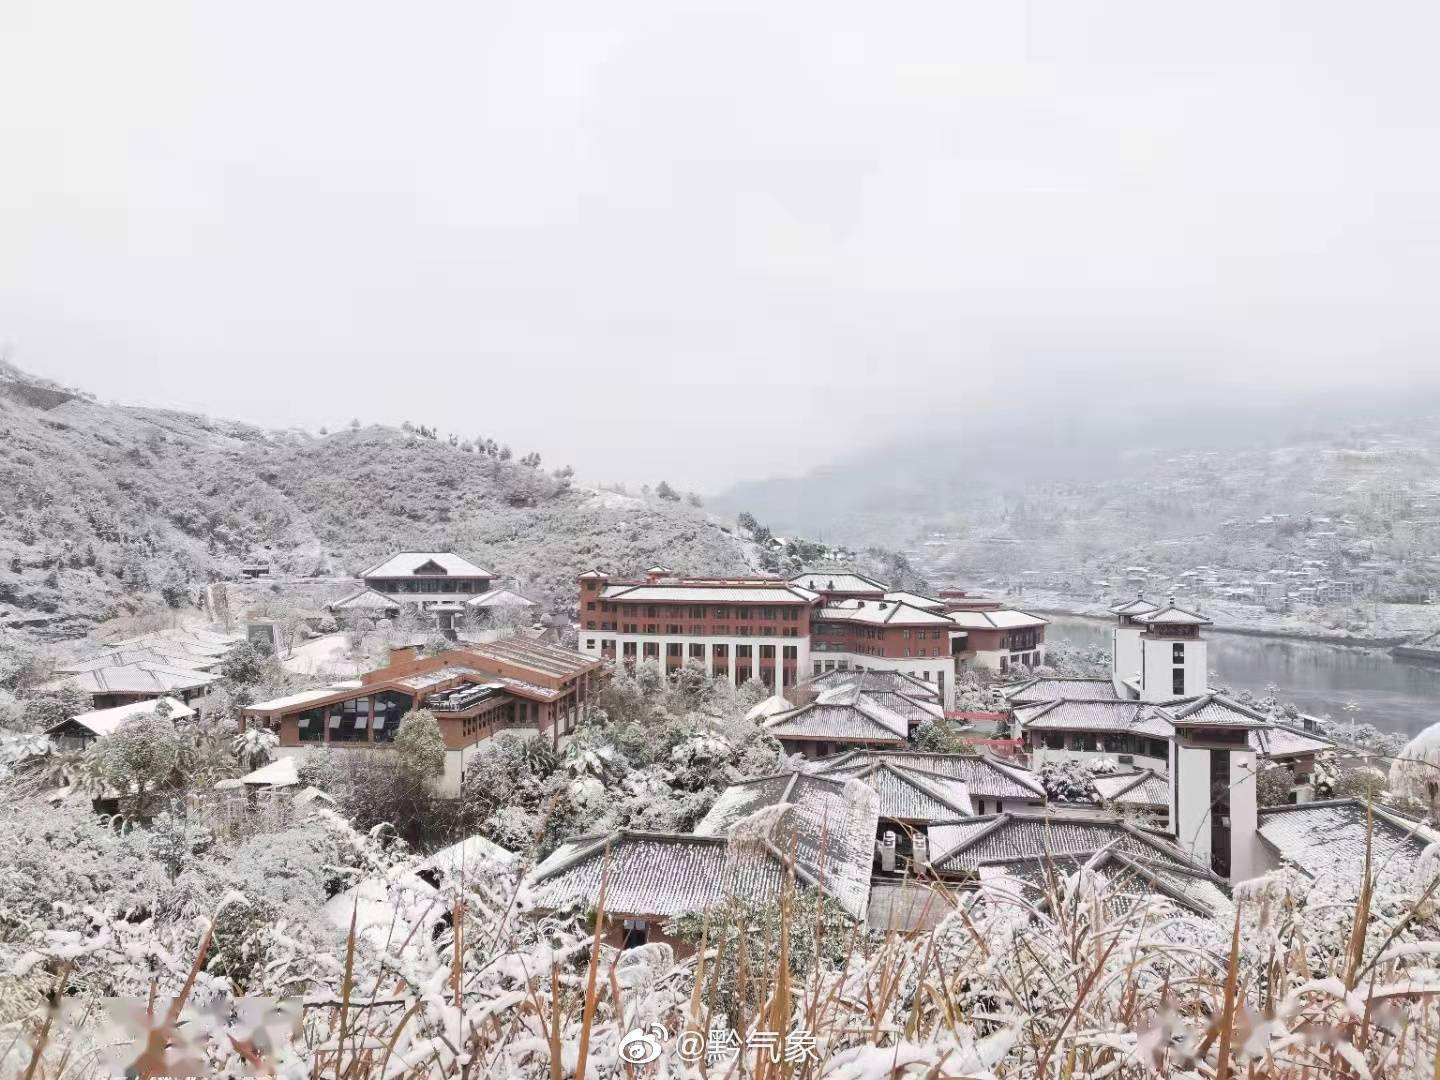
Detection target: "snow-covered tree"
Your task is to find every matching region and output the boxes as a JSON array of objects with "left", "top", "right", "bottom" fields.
[
  {"left": 230, "top": 724, "right": 278, "bottom": 772},
  {"left": 1390, "top": 721, "right": 1440, "bottom": 813},
  {"left": 393, "top": 708, "right": 445, "bottom": 780},
  {"left": 93, "top": 711, "right": 186, "bottom": 816}
]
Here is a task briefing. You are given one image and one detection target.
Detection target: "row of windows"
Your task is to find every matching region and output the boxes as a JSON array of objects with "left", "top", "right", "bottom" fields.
[
  {"left": 1038, "top": 732, "right": 1170, "bottom": 758},
  {"left": 592, "top": 623, "right": 803, "bottom": 638},
  {"left": 812, "top": 624, "right": 946, "bottom": 639},
  {"left": 590, "top": 603, "right": 803, "bottom": 620},
  {"left": 594, "top": 640, "right": 799, "bottom": 660}
]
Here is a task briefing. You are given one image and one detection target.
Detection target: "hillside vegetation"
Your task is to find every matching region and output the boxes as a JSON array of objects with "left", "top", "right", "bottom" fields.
[{"left": 0, "top": 363, "right": 757, "bottom": 636}]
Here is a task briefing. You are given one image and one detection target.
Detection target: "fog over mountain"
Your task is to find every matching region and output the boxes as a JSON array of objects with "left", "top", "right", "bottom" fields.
[{"left": 714, "top": 390, "right": 1440, "bottom": 544}]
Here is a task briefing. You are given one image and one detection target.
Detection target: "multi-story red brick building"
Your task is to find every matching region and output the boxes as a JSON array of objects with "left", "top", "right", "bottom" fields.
[
  {"left": 243, "top": 637, "right": 601, "bottom": 795},
  {"left": 578, "top": 569, "right": 959, "bottom": 706}
]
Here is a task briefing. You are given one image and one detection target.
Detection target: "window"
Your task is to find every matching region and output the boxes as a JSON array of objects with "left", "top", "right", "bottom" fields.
[
  {"left": 586, "top": 638, "right": 596, "bottom": 649},
  {"left": 783, "top": 645, "right": 797, "bottom": 660},
  {"left": 759, "top": 644, "right": 775, "bottom": 659},
  {"left": 643, "top": 642, "right": 658, "bottom": 658},
  {"left": 712, "top": 643, "right": 728, "bottom": 658},
  {"left": 1173, "top": 643, "right": 1185, "bottom": 664},
  {"left": 1173, "top": 668, "right": 1186, "bottom": 696},
  {"left": 689, "top": 606, "right": 705, "bottom": 618},
  {"left": 736, "top": 644, "right": 752, "bottom": 658},
  {"left": 622, "top": 642, "right": 637, "bottom": 657},
  {"left": 601, "top": 638, "right": 614, "bottom": 653},
  {"left": 585, "top": 602, "right": 595, "bottom": 611},
  {"left": 297, "top": 706, "right": 326, "bottom": 742},
  {"left": 667, "top": 643, "right": 682, "bottom": 657},
  {"left": 646, "top": 605, "right": 658, "bottom": 618},
  {"left": 645, "top": 624, "right": 657, "bottom": 634},
  {"left": 714, "top": 607, "right": 730, "bottom": 619}
]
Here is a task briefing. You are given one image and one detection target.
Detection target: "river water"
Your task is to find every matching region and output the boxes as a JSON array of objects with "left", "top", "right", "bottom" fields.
[{"left": 1045, "top": 615, "right": 1440, "bottom": 738}]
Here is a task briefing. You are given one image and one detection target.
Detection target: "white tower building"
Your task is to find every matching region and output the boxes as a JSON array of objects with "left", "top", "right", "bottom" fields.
[
  {"left": 1134, "top": 600, "right": 1211, "bottom": 703},
  {"left": 1109, "top": 596, "right": 1159, "bottom": 697},
  {"left": 1166, "top": 696, "right": 1267, "bottom": 881}
]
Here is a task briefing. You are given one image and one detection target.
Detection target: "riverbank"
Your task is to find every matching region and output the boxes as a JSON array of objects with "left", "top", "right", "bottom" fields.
[{"left": 1027, "top": 606, "right": 1409, "bottom": 648}]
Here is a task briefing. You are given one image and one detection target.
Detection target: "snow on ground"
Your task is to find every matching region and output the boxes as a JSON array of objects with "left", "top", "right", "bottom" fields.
[{"left": 281, "top": 632, "right": 367, "bottom": 677}]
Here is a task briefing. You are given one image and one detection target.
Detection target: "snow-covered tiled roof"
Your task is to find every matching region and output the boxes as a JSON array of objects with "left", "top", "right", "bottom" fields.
[
  {"left": 361, "top": 552, "right": 495, "bottom": 578},
  {"left": 1258, "top": 800, "right": 1440, "bottom": 885},
  {"left": 98, "top": 628, "right": 240, "bottom": 652},
  {"left": 790, "top": 571, "right": 889, "bottom": 595},
  {"left": 1161, "top": 695, "right": 1270, "bottom": 729},
  {"left": 693, "top": 771, "right": 880, "bottom": 920},
  {"left": 524, "top": 833, "right": 788, "bottom": 919},
  {"left": 599, "top": 584, "right": 817, "bottom": 604},
  {"left": 929, "top": 812, "right": 1204, "bottom": 876},
  {"left": 813, "top": 751, "right": 1046, "bottom": 800},
  {"left": 947, "top": 609, "right": 1049, "bottom": 631},
  {"left": 1109, "top": 597, "right": 1161, "bottom": 616},
  {"left": 764, "top": 688, "right": 912, "bottom": 744},
  {"left": 462, "top": 638, "right": 599, "bottom": 679},
  {"left": 1136, "top": 603, "right": 1211, "bottom": 626},
  {"left": 466, "top": 588, "right": 537, "bottom": 609},
  {"left": 799, "top": 669, "right": 939, "bottom": 700},
  {"left": 43, "top": 663, "right": 219, "bottom": 696},
  {"left": 1018, "top": 700, "right": 1174, "bottom": 739},
  {"left": 980, "top": 848, "right": 1230, "bottom": 919},
  {"left": 840, "top": 762, "right": 972, "bottom": 822},
  {"left": 50, "top": 697, "right": 196, "bottom": 738},
  {"left": 1000, "top": 678, "right": 1121, "bottom": 704},
  {"left": 329, "top": 588, "right": 401, "bottom": 611},
  {"left": 883, "top": 590, "right": 946, "bottom": 611},
  {"left": 396, "top": 665, "right": 480, "bottom": 690},
  {"left": 239, "top": 756, "right": 300, "bottom": 787},
  {"left": 56, "top": 648, "right": 217, "bottom": 674},
  {"left": 816, "top": 599, "right": 956, "bottom": 626},
  {"left": 1092, "top": 770, "right": 1170, "bottom": 809},
  {"left": 1250, "top": 723, "right": 1335, "bottom": 759},
  {"left": 244, "top": 687, "right": 352, "bottom": 713},
  {"left": 764, "top": 705, "right": 907, "bottom": 745}
]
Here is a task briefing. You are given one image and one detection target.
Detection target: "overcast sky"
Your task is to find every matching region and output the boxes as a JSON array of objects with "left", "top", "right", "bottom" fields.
[{"left": 4, "top": 0, "right": 1440, "bottom": 492}]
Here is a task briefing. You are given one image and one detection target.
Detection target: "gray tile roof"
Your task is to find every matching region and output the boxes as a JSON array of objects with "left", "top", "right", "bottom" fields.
[
  {"left": 361, "top": 552, "right": 495, "bottom": 578},
  {"left": 600, "top": 584, "right": 817, "bottom": 604},
  {"left": 948, "top": 609, "right": 1049, "bottom": 630},
  {"left": 1257, "top": 800, "right": 1440, "bottom": 886},
  {"left": 978, "top": 849, "right": 1230, "bottom": 919},
  {"left": 816, "top": 600, "right": 956, "bottom": 626},
  {"left": 799, "top": 669, "right": 940, "bottom": 700},
  {"left": 1249, "top": 723, "right": 1335, "bottom": 758},
  {"left": 523, "top": 832, "right": 787, "bottom": 918},
  {"left": 693, "top": 771, "right": 881, "bottom": 919},
  {"left": 1161, "top": 695, "right": 1270, "bottom": 729},
  {"left": 844, "top": 762, "right": 973, "bottom": 822},
  {"left": 764, "top": 686, "right": 913, "bottom": 744},
  {"left": 1000, "top": 678, "right": 1121, "bottom": 704},
  {"left": 813, "top": 751, "right": 1046, "bottom": 800},
  {"left": 1092, "top": 770, "right": 1170, "bottom": 809},
  {"left": 928, "top": 812, "right": 1205, "bottom": 877},
  {"left": 1109, "top": 598, "right": 1161, "bottom": 616},
  {"left": 790, "top": 571, "right": 890, "bottom": 594},
  {"left": 1136, "top": 603, "right": 1211, "bottom": 625},
  {"left": 1018, "top": 700, "right": 1174, "bottom": 738}
]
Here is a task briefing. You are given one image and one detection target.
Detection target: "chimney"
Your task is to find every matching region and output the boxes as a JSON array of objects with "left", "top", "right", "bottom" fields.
[{"left": 880, "top": 831, "right": 896, "bottom": 872}]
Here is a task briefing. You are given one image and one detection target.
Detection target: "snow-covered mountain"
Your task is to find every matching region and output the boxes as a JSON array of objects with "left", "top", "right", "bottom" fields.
[{"left": 0, "top": 362, "right": 758, "bottom": 636}]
